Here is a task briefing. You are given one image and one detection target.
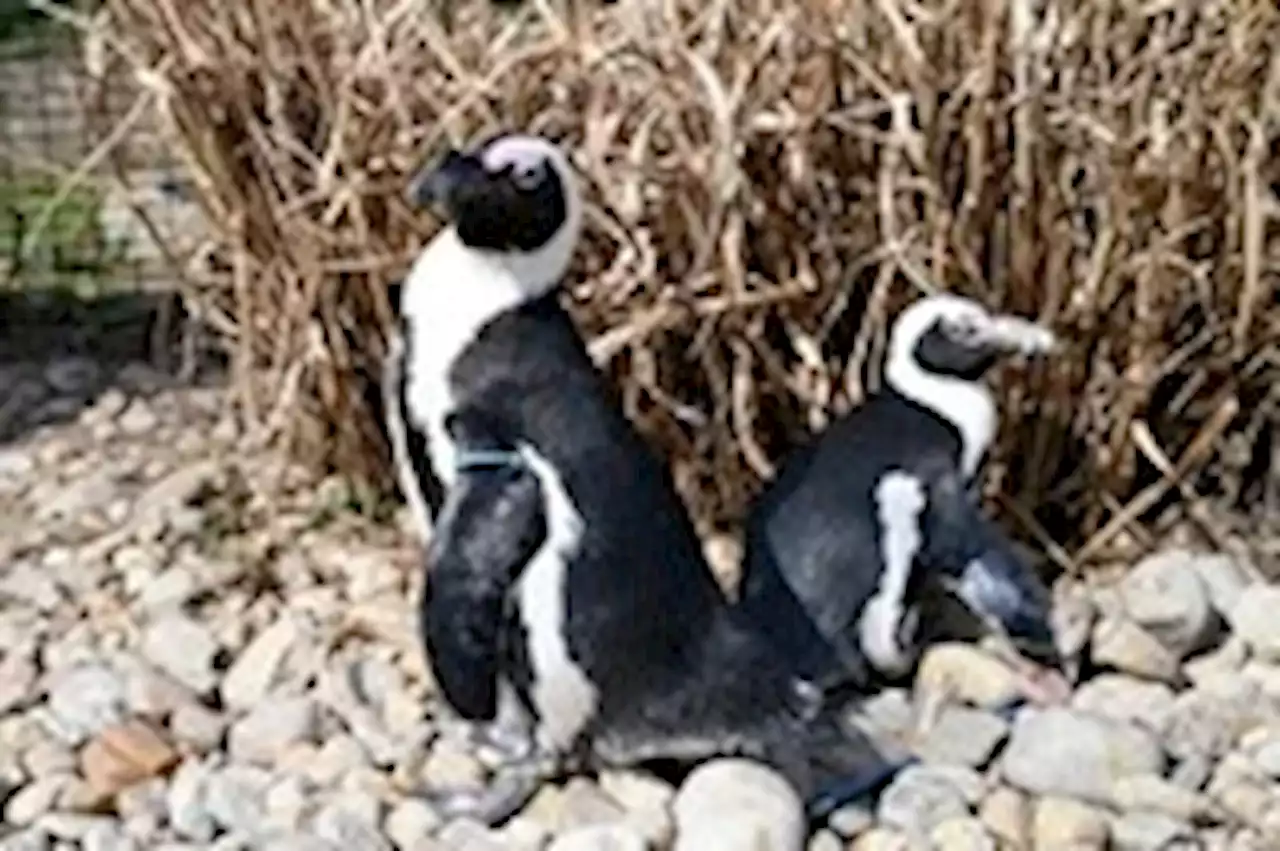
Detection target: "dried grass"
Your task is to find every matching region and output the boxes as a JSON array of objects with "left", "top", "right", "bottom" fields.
[{"left": 58, "top": 0, "right": 1280, "bottom": 568}]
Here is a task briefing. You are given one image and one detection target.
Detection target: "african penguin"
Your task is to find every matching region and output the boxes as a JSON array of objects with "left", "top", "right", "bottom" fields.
[
  {"left": 389, "top": 132, "right": 890, "bottom": 828},
  {"left": 736, "top": 293, "right": 1062, "bottom": 695}
]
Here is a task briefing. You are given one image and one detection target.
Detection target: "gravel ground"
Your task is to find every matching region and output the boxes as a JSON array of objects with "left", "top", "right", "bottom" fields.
[{"left": 2, "top": 358, "right": 1280, "bottom": 851}]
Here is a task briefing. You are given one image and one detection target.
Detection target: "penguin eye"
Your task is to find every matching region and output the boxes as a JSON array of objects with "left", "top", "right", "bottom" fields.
[
  {"left": 944, "top": 315, "right": 982, "bottom": 344},
  {"left": 510, "top": 162, "right": 545, "bottom": 192}
]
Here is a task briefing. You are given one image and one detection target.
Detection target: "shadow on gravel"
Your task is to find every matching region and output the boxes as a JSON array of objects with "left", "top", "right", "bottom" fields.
[{"left": 0, "top": 288, "right": 227, "bottom": 447}]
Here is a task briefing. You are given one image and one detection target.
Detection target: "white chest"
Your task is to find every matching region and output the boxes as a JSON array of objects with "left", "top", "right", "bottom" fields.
[
  {"left": 399, "top": 230, "right": 529, "bottom": 495},
  {"left": 513, "top": 447, "right": 599, "bottom": 754}
]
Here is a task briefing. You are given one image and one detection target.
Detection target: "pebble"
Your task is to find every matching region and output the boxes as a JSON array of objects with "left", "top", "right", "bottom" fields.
[
  {"left": 1230, "top": 587, "right": 1280, "bottom": 661},
  {"left": 312, "top": 803, "right": 393, "bottom": 851},
  {"left": 1110, "top": 811, "right": 1196, "bottom": 850},
  {"left": 916, "top": 644, "right": 1022, "bottom": 709},
  {"left": 204, "top": 765, "right": 274, "bottom": 833},
  {"left": 140, "top": 616, "right": 220, "bottom": 694},
  {"left": 849, "top": 829, "right": 914, "bottom": 851},
  {"left": 1120, "top": 550, "right": 1217, "bottom": 657},
  {"left": 877, "top": 764, "right": 972, "bottom": 835},
  {"left": 1032, "top": 797, "right": 1109, "bottom": 849},
  {"left": 0, "top": 830, "right": 52, "bottom": 851},
  {"left": 672, "top": 759, "right": 805, "bottom": 851},
  {"left": 1001, "top": 708, "right": 1165, "bottom": 804},
  {"left": 220, "top": 618, "right": 300, "bottom": 711},
  {"left": 978, "top": 786, "right": 1030, "bottom": 848},
  {"left": 930, "top": 818, "right": 995, "bottom": 851},
  {"left": 6, "top": 775, "right": 73, "bottom": 826},
  {"left": 1111, "top": 774, "right": 1212, "bottom": 821},
  {"left": 385, "top": 799, "right": 442, "bottom": 849},
  {"left": 228, "top": 697, "right": 317, "bottom": 764},
  {"left": 169, "top": 702, "right": 227, "bottom": 753},
  {"left": 79, "top": 720, "right": 179, "bottom": 799},
  {"left": 47, "top": 665, "right": 129, "bottom": 746},
  {"left": 1185, "top": 553, "right": 1253, "bottom": 617},
  {"left": 548, "top": 825, "right": 650, "bottom": 851},
  {"left": 915, "top": 705, "right": 1010, "bottom": 768},
  {"left": 1071, "top": 675, "right": 1177, "bottom": 734},
  {"left": 1090, "top": 617, "right": 1182, "bottom": 683}
]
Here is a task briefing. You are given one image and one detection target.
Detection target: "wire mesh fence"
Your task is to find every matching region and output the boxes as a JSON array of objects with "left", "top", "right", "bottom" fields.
[
  {"left": 0, "top": 8, "right": 197, "bottom": 300},
  {"left": 0, "top": 6, "right": 209, "bottom": 369}
]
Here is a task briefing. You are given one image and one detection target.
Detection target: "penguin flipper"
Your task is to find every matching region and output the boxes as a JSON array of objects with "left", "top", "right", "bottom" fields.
[
  {"left": 422, "top": 460, "right": 547, "bottom": 721},
  {"left": 918, "top": 475, "right": 1057, "bottom": 664}
]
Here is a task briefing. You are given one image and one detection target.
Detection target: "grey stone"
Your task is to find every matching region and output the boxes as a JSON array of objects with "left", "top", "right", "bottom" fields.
[
  {"left": 1032, "top": 797, "right": 1109, "bottom": 849},
  {"left": 311, "top": 804, "right": 392, "bottom": 851},
  {"left": 81, "top": 824, "right": 141, "bottom": 851},
  {"left": 167, "top": 760, "right": 216, "bottom": 842},
  {"left": 1121, "top": 550, "right": 1218, "bottom": 657},
  {"left": 141, "top": 615, "right": 220, "bottom": 694},
  {"left": 549, "top": 825, "right": 650, "bottom": 851},
  {"left": 0, "top": 830, "right": 52, "bottom": 851},
  {"left": 673, "top": 759, "right": 806, "bottom": 851},
  {"left": 204, "top": 766, "right": 274, "bottom": 834},
  {"left": 876, "top": 765, "right": 972, "bottom": 834},
  {"left": 1001, "top": 707, "right": 1165, "bottom": 804},
  {"left": 219, "top": 617, "right": 300, "bottom": 711},
  {"left": 169, "top": 703, "right": 227, "bottom": 753},
  {"left": 1110, "top": 812, "right": 1196, "bottom": 851},
  {"left": 384, "top": 799, "right": 442, "bottom": 850},
  {"left": 228, "top": 697, "right": 317, "bottom": 764},
  {"left": 915, "top": 705, "right": 1010, "bottom": 768},
  {"left": 5, "top": 776, "right": 73, "bottom": 826},
  {"left": 1091, "top": 616, "right": 1182, "bottom": 683},
  {"left": 930, "top": 818, "right": 996, "bottom": 851},
  {"left": 1230, "top": 587, "right": 1280, "bottom": 661}
]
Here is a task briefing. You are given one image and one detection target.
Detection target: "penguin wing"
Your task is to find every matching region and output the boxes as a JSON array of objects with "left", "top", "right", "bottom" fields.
[
  {"left": 917, "top": 474, "right": 1056, "bottom": 658},
  {"left": 421, "top": 459, "right": 547, "bottom": 722}
]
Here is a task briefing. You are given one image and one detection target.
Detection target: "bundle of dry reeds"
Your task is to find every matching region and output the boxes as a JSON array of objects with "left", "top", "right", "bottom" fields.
[{"left": 56, "top": 0, "right": 1280, "bottom": 569}]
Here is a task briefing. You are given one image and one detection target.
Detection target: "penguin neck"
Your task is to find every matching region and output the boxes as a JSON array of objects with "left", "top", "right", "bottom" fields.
[
  {"left": 884, "top": 353, "right": 997, "bottom": 480},
  {"left": 400, "top": 226, "right": 566, "bottom": 376}
]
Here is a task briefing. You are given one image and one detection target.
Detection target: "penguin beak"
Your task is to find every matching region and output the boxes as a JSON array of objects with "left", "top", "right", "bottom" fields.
[
  {"left": 976, "top": 314, "right": 1058, "bottom": 359},
  {"left": 407, "top": 149, "right": 484, "bottom": 211},
  {"left": 949, "top": 551, "right": 1061, "bottom": 667}
]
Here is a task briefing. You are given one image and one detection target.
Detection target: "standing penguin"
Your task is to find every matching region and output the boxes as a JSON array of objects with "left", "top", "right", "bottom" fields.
[
  {"left": 389, "top": 132, "right": 890, "bottom": 827},
  {"left": 736, "top": 293, "right": 1063, "bottom": 695}
]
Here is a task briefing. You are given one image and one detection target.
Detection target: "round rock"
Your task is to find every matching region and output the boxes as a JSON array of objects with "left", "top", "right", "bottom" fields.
[
  {"left": 1033, "top": 797, "right": 1109, "bottom": 849},
  {"left": 876, "top": 765, "right": 972, "bottom": 835},
  {"left": 1000, "top": 708, "right": 1165, "bottom": 804},
  {"left": 1230, "top": 587, "right": 1280, "bottom": 662},
  {"left": 1120, "top": 550, "right": 1217, "bottom": 658},
  {"left": 672, "top": 759, "right": 805, "bottom": 851}
]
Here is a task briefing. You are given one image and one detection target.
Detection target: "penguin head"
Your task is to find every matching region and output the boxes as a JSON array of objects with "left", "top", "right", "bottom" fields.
[
  {"left": 407, "top": 133, "right": 582, "bottom": 294},
  {"left": 887, "top": 293, "right": 1058, "bottom": 384}
]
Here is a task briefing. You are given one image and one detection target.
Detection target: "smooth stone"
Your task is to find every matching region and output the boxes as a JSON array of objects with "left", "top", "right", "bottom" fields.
[
  {"left": 916, "top": 644, "right": 1022, "bottom": 709},
  {"left": 1120, "top": 550, "right": 1217, "bottom": 657},
  {"left": 915, "top": 706, "right": 1010, "bottom": 768},
  {"left": 1111, "top": 774, "right": 1213, "bottom": 821},
  {"left": 548, "top": 825, "right": 650, "bottom": 851},
  {"left": 1001, "top": 708, "right": 1165, "bottom": 805},
  {"left": 1230, "top": 587, "right": 1280, "bottom": 661},
  {"left": 1090, "top": 617, "right": 1181, "bottom": 683},
  {"left": 931, "top": 818, "right": 995, "bottom": 851},
  {"left": 1110, "top": 812, "right": 1196, "bottom": 851},
  {"left": 876, "top": 765, "right": 972, "bottom": 835},
  {"left": 978, "top": 786, "right": 1030, "bottom": 849},
  {"left": 1032, "top": 797, "right": 1109, "bottom": 850},
  {"left": 672, "top": 759, "right": 805, "bottom": 851}
]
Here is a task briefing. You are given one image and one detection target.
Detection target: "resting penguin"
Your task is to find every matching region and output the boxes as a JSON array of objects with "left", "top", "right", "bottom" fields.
[
  {"left": 389, "top": 132, "right": 890, "bottom": 827},
  {"left": 736, "top": 293, "right": 1063, "bottom": 696}
]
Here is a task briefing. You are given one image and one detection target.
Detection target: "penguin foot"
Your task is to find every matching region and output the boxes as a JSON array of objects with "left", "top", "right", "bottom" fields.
[
  {"left": 472, "top": 721, "right": 536, "bottom": 768},
  {"left": 429, "top": 758, "right": 551, "bottom": 826}
]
